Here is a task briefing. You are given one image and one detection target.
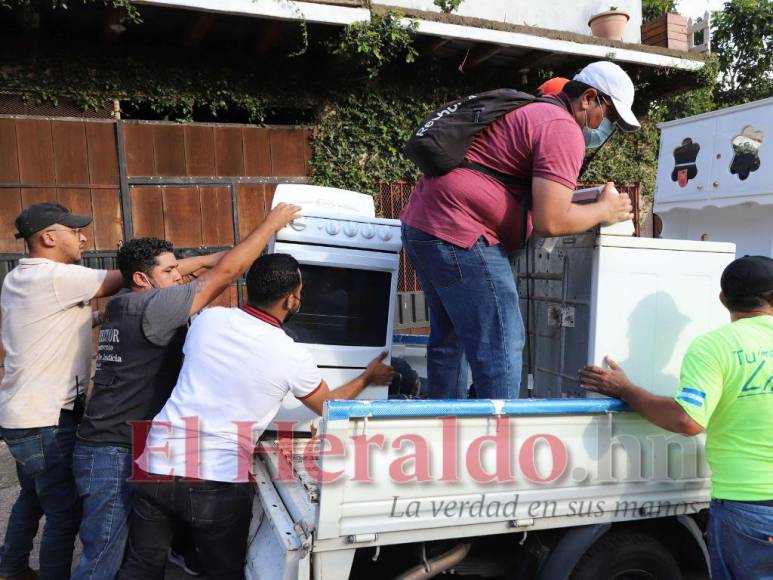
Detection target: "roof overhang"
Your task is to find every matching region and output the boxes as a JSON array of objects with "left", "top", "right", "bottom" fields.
[
  {"left": 409, "top": 18, "right": 703, "bottom": 72},
  {"left": 132, "top": 0, "right": 705, "bottom": 74},
  {"left": 132, "top": 0, "right": 370, "bottom": 26}
]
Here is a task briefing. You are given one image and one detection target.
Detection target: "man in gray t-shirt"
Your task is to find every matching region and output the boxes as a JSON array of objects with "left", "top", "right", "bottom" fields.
[{"left": 71, "top": 203, "right": 299, "bottom": 580}]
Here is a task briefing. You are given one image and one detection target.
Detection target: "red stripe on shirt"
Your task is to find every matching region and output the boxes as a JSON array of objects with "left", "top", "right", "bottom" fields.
[
  {"left": 239, "top": 304, "right": 282, "bottom": 328},
  {"left": 296, "top": 381, "right": 324, "bottom": 400}
]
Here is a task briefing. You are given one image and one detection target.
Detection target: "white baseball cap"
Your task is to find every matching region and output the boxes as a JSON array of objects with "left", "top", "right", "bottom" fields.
[{"left": 573, "top": 61, "right": 640, "bottom": 132}]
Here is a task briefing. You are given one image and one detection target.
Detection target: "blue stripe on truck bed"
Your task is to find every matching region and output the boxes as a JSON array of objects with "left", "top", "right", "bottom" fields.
[
  {"left": 326, "top": 398, "right": 630, "bottom": 420},
  {"left": 392, "top": 334, "right": 430, "bottom": 345}
]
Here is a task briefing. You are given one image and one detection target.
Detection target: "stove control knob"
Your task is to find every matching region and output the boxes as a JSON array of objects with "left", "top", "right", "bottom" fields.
[
  {"left": 324, "top": 220, "right": 341, "bottom": 236},
  {"left": 289, "top": 217, "right": 307, "bottom": 231},
  {"left": 377, "top": 226, "right": 393, "bottom": 241},
  {"left": 361, "top": 224, "right": 375, "bottom": 239},
  {"left": 343, "top": 222, "right": 358, "bottom": 237}
]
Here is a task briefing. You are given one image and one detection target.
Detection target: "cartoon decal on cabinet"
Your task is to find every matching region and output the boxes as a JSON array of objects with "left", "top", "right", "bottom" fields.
[
  {"left": 671, "top": 138, "right": 701, "bottom": 188},
  {"left": 730, "top": 125, "right": 763, "bottom": 181}
]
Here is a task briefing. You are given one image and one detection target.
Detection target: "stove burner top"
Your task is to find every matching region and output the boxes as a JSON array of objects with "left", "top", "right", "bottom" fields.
[{"left": 272, "top": 184, "right": 401, "bottom": 252}]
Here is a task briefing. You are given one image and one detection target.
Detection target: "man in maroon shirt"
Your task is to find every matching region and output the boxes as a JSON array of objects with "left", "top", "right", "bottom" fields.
[{"left": 401, "top": 61, "right": 639, "bottom": 400}]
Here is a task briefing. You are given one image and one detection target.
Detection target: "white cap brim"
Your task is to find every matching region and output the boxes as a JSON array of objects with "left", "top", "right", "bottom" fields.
[{"left": 610, "top": 95, "right": 640, "bottom": 132}]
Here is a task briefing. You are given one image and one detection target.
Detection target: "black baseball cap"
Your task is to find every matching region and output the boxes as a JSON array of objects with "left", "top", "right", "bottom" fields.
[
  {"left": 721, "top": 255, "right": 773, "bottom": 297},
  {"left": 14, "top": 203, "right": 92, "bottom": 239}
]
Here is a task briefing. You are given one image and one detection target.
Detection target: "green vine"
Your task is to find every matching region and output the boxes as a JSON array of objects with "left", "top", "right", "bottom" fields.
[
  {"left": 327, "top": 10, "right": 419, "bottom": 79},
  {"left": 433, "top": 0, "right": 464, "bottom": 13},
  {"left": 0, "top": 49, "right": 313, "bottom": 122},
  {"left": 281, "top": 0, "right": 310, "bottom": 57},
  {"left": 310, "top": 88, "right": 457, "bottom": 194}
]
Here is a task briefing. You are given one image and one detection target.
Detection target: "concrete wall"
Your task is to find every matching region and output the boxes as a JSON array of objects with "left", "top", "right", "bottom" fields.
[{"left": 379, "top": 0, "right": 643, "bottom": 43}]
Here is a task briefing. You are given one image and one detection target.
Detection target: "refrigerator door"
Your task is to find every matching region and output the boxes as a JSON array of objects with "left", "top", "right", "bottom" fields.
[{"left": 588, "top": 238, "right": 736, "bottom": 398}]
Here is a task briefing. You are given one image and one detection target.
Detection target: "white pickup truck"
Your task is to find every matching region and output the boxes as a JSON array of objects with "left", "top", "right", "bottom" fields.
[
  {"left": 247, "top": 226, "right": 728, "bottom": 580},
  {"left": 247, "top": 98, "right": 773, "bottom": 580}
]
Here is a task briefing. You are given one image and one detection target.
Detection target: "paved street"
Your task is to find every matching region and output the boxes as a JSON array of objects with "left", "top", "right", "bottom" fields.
[{"left": 0, "top": 442, "right": 190, "bottom": 579}]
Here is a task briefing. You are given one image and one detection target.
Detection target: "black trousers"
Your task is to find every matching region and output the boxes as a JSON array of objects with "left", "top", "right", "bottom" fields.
[{"left": 117, "top": 476, "right": 255, "bottom": 580}]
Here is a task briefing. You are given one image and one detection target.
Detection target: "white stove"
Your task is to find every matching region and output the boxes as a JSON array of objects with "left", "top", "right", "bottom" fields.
[
  {"left": 268, "top": 185, "right": 402, "bottom": 431},
  {"left": 272, "top": 184, "right": 401, "bottom": 252}
]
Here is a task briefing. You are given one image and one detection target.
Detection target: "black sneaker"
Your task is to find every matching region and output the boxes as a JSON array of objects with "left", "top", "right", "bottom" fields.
[{"left": 168, "top": 548, "right": 203, "bottom": 577}]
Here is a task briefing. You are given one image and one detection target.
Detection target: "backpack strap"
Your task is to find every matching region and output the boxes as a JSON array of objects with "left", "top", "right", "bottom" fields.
[
  {"left": 459, "top": 160, "right": 532, "bottom": 188},
  {"left": 457, "top": 94, "right": 566, "bottom": 190}
]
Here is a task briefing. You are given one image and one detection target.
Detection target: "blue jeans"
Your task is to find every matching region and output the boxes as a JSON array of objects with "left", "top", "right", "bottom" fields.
[
  {"left": 709, "top": 499, "right": 773, "bottom": 580},
  {"left": 0, "top": 411, "right": 81, "bottom": 579},
  {"left": 401, "top": 224, "right": 524, "bottom": 399},
  {"left": 72, "top": 443, "right": 135, "bottom": 580}
]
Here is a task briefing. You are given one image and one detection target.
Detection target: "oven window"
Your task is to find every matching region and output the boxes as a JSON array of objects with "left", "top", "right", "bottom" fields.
[{"left": 284, "top": 264, "right": 392, "bottom": 347}]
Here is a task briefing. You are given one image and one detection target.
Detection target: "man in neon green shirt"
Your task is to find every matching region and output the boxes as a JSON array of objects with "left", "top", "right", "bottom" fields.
[{"left": 580, "top": 255, "right": 773, "bottom": 580}]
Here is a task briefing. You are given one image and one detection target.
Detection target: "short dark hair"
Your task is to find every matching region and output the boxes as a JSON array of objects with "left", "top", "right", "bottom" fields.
[
  {"left": 246, "top": 253, "right": 301, "bottom": 307},
  {"left": 723, "top": 290, "right": 773, "bottom": 313},
  {"left": 117, "top": 237, "right": 174, "bottom": 287},
  {"left": 562, "top": 80, "right": 610, "bottom": 103}
]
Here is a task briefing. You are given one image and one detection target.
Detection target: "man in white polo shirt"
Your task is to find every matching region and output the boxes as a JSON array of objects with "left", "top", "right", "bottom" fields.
[
  {"left": 0, "top": 203, "right": 125, "bottom": 580},
  {"left": 119, "top": 253, "right": 394, "bottom": 580}
]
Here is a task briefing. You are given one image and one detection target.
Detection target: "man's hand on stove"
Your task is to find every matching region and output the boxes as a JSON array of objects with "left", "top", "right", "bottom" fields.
[
  {"left": 365, "top": 350, "right": 395, "bottom": 386},
  {"left": 298, "top": 351, "right": 395, "bottom": 415}
]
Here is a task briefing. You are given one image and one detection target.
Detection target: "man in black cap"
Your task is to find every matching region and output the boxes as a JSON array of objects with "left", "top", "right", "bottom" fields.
[
  {"left": 0, "top": 203, "right": 221, "bottom": 580},
  {"left": 580, "top": 255, "right": 773, "bottom": 580},
  {"left": 0, "top": 203, "right": 121, "bottom": 580}
]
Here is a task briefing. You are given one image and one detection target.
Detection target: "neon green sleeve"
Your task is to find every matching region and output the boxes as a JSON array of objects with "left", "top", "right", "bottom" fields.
[{"left": 675, "top": 336, "right": 724, "bottom": 428}]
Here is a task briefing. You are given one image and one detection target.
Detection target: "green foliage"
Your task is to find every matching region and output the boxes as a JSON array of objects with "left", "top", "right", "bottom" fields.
[
  {"left": 0, "top": 0, "right": 141, "bottom": 23},
  {"left": 433, "top": 0, "right": 464, "bottom": 14},
  {"left": 327, "top": 10, "right": 419, "bottom": 79},
  {"left": 641, "top": 0, "right": 678, "bottom": 21},
  {"left": 712, "top": 0, "right": 773, "bottom": 106},
  {"left": 651, "top": 55, "right": 719, "bottom": 121},
  {"left": 0, "top": 52, "right": 278, "bottom": 122},
  {"left": 310, "top": 89, "right": 449, "bottom": 194},
  {"left": 580, "top": 120, "right": 661, "bottom": 200}
]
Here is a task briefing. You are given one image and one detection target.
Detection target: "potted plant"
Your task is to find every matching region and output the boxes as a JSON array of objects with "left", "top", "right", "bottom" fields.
[
  {"left": 588, "top": 6, "right": 630, "bottom": 41},
  {"left": 641, "top": 0, "right": 688, "bottom": 51}
]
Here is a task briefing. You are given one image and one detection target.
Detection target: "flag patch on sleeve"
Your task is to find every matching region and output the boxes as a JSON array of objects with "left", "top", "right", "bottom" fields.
[{"left": 677, "top": 387, "right": 706, "bottom": 408}]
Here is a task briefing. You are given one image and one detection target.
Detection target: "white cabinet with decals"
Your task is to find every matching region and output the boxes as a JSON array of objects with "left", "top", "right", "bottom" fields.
[{"left": 654, "top": 97, "right": 773, "bottom": 257}]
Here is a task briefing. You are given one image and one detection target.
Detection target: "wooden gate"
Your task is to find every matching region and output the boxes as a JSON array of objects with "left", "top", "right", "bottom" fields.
[{"left": 0, "top": 115, "right": 312, "bottom": 361}]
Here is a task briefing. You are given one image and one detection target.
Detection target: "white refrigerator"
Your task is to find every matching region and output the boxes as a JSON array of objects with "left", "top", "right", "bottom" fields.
[{"left": 516, "top": 231, "right": 735, "bottom": 398}]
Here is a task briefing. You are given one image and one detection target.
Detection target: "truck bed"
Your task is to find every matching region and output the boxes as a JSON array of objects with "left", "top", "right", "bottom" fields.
[{"left": 248, "top": 399, "right": 711, "bottom": 580}]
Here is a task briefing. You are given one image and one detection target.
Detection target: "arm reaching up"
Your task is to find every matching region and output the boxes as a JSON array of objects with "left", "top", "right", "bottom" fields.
[
  {"left": 178, "top": 250, "right": 226, "bottom": 277},
  {"left": 189, "top": 203, "right": 301, "bottom": 316}
]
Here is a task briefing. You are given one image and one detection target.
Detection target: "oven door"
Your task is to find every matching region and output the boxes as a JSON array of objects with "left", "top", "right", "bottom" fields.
[{"left": 272, "top": 241, "right": 399, "bottom": 369}]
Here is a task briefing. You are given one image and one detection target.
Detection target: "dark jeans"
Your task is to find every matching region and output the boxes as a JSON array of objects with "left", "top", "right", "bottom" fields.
[
  {"left": 118, "top": 476, "right": 255, "bottom": 580},
  {"left": 709, "top": 498, "right": 773, "bottom": 580},
  {"left": 72, "top": 443, "right": 135, "bottom": 580},
  {"left": 0, "top": 411, "right": 81, "bottom": 579},
  {"left": 401, "top": 224, "right": 525, "bottom": 399}
]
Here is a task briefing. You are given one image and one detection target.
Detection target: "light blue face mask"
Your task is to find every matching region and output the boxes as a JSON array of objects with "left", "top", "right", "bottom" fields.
[{"left": 582, "top": 99, "right": 616, "bottom": 149}]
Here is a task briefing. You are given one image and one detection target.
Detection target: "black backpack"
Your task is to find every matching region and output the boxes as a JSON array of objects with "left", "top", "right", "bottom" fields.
[{"left": 404, "top": 89, "right": 561, "bottom": 187}]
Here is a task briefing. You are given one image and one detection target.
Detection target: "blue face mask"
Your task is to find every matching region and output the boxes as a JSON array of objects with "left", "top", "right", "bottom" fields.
[{"left": 582, "top": 99, "right": 616, "bottom": 149}]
